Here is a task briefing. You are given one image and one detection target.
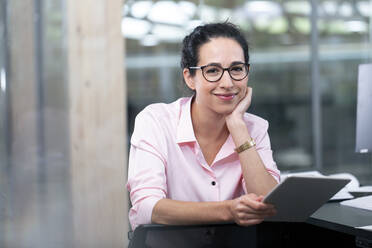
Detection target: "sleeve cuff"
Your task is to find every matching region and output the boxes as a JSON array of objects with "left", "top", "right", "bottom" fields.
[{"left": 130, "top": 196, "right": 163, "bottom": 230}]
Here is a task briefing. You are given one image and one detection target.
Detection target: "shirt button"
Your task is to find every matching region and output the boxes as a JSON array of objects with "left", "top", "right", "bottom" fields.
[{"left": 211, "top": 181, "right": 216, "bottom": 186}]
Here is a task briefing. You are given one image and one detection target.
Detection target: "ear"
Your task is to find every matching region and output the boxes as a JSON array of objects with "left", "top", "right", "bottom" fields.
[{"left": 183, "top": 68, "right": 195, "bottom": 91}]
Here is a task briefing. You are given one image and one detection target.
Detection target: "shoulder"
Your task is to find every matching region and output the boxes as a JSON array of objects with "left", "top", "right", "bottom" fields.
[
  {"left": 132, "top": 97, "right": 189, "bottom": 139},
  {"left": 131, "top": 97, "right": 190, "bottom": 151},
  {"left": 243, "top": 113, "right": 269, "bottom": 136},
  {"left": 136, "top": 98, "right": 185, "bottom": 124}
]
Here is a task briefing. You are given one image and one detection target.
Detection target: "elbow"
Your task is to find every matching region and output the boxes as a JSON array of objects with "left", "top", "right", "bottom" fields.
[
  {"left": 150, "top": 199, "right": 170, "bottom": 225},
  {"left": 129, "top": 196, "right": 164, "bottom": 229}
]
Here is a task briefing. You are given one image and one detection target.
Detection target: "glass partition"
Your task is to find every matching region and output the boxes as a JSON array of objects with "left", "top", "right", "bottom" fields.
[
  {"left": 123, "top": 0, "right": 372, "bottom": 184},
  {"left": 123, "top": 0, "right": 313, "bottom": 171},
  {"left": 0, "top": 1, "right": 72, "bottom": 247},
  {"left": 0, "top": 1, "right": 8, "bottom": 246},
  {"left": 0, "top": 0, "right": 6, "bottom": 164},
  {"left": 317, "top": 0, "right": 372, "bottom": 182}
]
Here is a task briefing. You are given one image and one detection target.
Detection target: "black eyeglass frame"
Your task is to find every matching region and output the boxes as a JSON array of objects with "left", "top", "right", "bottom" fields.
[{"left": 188, "top": 62, "right": 250, "bottom": 82}]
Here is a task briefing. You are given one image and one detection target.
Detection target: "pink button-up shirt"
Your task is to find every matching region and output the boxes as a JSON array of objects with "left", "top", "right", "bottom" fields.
[{"left": 127, "top": 97, "right": 280, "bottom": 230}]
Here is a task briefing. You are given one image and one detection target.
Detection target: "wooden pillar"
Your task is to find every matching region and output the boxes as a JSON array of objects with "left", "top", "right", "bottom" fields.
[{"left": 67, "top": 0, "right": 128, "bottom": 247}]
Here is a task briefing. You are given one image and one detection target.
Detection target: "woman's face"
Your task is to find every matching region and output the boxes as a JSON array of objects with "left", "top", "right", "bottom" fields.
[{"left": 184, "top": 37, "right": 249, "bottom": 117}]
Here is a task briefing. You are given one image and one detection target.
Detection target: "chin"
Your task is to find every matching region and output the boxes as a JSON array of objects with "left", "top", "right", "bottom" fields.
[{"left": 213, "top": 105, "right": 236, "bottom": 116}]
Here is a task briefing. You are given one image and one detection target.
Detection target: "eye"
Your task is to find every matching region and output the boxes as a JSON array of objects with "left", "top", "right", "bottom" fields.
[
  {"left": 230, "top": 65, "right": 244, "bottom": 72},
  {"left": 205, "top": 66, "right": 220, "bottom": 74}
]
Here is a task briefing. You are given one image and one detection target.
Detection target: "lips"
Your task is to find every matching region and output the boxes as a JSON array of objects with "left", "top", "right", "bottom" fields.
[{"left": 214, "top": 93, "right": 238, "bottom": 101}]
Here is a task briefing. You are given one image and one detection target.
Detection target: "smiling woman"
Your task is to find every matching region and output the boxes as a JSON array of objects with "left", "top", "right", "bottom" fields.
[{"left": 127, "top": 22, "right": 280, "bottom": 231}]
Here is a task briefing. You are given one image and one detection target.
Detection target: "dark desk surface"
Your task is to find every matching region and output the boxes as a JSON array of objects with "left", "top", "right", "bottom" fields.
[
  {"left": 129, "top": 202, "right": 372, "bottom": 248},
  {"left": 308, "top": 202, "right": 372, "bottom": 239}
]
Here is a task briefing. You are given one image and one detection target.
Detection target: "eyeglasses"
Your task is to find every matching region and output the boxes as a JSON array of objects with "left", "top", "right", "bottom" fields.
[{"left": 189, "top": 62, "right": 250, "bottom": 82}]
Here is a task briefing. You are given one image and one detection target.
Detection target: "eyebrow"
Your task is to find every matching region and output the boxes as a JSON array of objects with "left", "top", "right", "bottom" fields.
[{"left": 205, "top": 61, "right": 245, "bottom": 67}]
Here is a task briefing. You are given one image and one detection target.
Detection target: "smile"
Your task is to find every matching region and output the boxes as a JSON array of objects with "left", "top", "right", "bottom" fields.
[{"left": 214, "top": 93, "right": 238, "bottom": 101}]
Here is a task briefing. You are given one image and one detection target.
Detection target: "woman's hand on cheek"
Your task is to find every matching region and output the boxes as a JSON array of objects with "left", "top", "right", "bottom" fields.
[{"left": 225, "top": 87, "right": 252, "bottom": 125}]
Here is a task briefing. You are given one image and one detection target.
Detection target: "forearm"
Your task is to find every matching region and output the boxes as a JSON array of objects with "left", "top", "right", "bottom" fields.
[
  {"left": 152, "top": 198, "right": 233, "bottom": 225},
  {"left": 227, "top": 118, "right": 278, "bottom": 196},
  {"left": 239, "top": 146, "right": 278, "bottom": 195}
]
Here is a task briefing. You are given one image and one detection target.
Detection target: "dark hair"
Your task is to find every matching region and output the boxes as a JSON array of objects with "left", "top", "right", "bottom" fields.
[{"left": 181, "top": 22, "right": 249, "bottom": 76}]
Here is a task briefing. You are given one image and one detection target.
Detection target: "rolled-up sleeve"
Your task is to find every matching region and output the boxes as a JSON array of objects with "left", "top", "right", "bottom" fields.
[{"left": 127, "top": 110, "right": 168, "bottom": 230}]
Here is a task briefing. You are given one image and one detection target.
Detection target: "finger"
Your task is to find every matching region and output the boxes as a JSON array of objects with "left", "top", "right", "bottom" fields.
[
  {"left": 238, "top": 211, "right": 274, "bottom": 220},
  {"left": 235, "top": 204, "right": 276, "bottom": 217},
  {"left": 256, "top": 195, "right": 264, "bottom": 202},
  {"left": 240, "top": 197, "right": 275, "bottom": 211},
  {"left": 237, "top": 218, "right": 264, "bottom": 226},
  {"left": 246, "top": 87, "right": 252, "bottom": 99},
  {"left": 245, "top": 209, "right": 277, "bottom": 219},
  {"left": 238, "top": 207, "right": 277, "bottom": 218},
  {"left": 246, "top": 193, "right": 259, "bottom": 199},
  {"left": 242, "top": 87, "right": 252, "bottom": 103}
]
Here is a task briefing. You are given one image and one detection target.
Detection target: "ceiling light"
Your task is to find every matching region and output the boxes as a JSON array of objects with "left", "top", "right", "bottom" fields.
[
  {"left": 152, "top": 24, "right": 186, "bottom": 42},
  {"left": 322, "top": 1, "right": 337, "bottom": 16},
  {"left": 130, "top": 1, "right": 153, "bottom": 19},
  {"left": 178, "top": 1, "right": 197, "bottom": 19},
  {"left": 357, "top": 1, "right": 372, "bottom": 17},
  {"left": 339, "top": 2, "right": 353, "bottom": 17},
  {"left": 148, "top": 1, "right": 190, "bottom": 25},
  {"left": 244, "top": 1, "right": 282, "bottom": 18},
  {"left": 121, "top": 18, "right": 151, "bottom": 39}
]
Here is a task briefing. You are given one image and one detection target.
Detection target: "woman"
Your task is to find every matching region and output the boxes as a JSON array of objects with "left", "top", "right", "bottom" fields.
[{"left": 127, "top": 22, "right": 280, "bottom": 230}]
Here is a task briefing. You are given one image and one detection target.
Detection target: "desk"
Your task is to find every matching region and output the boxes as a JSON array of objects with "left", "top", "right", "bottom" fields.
[
  {"left": 309, "top": 202, "right": 372, "bottom": 246},
  {"left": 129, "top": 202, "right": 372, "bottom": 248}
]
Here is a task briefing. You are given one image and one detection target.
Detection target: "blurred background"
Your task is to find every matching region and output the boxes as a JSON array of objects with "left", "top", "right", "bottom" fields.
[{"left": 1, "top": 0, "right": 372, "bottom": 247}]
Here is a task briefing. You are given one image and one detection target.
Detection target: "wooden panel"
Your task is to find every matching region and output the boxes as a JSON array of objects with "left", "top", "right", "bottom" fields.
[{"left": 67, "top": 0, "right": 128, "bottom": 247}]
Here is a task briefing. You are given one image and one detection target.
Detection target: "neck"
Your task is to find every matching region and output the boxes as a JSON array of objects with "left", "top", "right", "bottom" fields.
[{"left": 191, "top": 99, "right": 228, "bottom": 141}]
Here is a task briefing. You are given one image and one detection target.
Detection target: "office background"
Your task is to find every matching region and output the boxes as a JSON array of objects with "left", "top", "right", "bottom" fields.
[{"left": 0, "top": 0, "right": 371, "bottom": 247}]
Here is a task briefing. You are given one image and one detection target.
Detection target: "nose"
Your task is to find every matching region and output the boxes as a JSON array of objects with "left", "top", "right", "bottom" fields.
[{"left": 218, "top": 69, "right": 234, "bottom": 88}]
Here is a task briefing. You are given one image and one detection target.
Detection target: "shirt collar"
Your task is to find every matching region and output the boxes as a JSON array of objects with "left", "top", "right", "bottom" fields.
[
  {"left": 176, "top": 96, "right": 197, "bottom": 144},
  {"left": 214, "top": 134, "right": 237, "bottom": 163},
  {"left": 176, "top": 96, "right": 237, "bottom": 161}
]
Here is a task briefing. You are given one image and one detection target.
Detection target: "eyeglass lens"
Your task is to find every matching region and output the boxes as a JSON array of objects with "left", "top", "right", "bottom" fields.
[{"left": 202, "top": 63, "right": 248, "bottom": 82}]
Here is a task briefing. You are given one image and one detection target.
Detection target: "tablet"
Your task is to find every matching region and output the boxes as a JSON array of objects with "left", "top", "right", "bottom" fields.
[{"left": 263, "top": 176, "right": 350, "bottom": 222}]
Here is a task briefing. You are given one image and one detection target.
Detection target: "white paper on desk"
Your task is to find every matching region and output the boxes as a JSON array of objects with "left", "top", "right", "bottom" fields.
[
  {"left": 350, "top": 186, "right": 372, "bottom": 192},
  {"left": 328, "top": 173, "right": 360, "bottom": 190},
  {"left": 341, "top": 195, "right": 372, "bottom": 211},
  {"left": 331, "top": 188, "right": 354, "bottom": 201},
  {"left": 280, "top": 171, "right": 324, "bottom": 181},
  {"left": 328, "top": 173, "right": 359, "bottom": 200},
  {"left": 356, "top": 225, "right": 372, "bottom": 231}
]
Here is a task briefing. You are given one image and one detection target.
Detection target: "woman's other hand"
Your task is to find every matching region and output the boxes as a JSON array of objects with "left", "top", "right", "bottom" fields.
[
  {"left": 228, "top": 193, "right": 276, "bottom": 226},
  {"left": 227, "top": 87, "right": 252, "bottom": 118},
  {"left": 225, "top": 87, "right": 252, "bottom": 130}
]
